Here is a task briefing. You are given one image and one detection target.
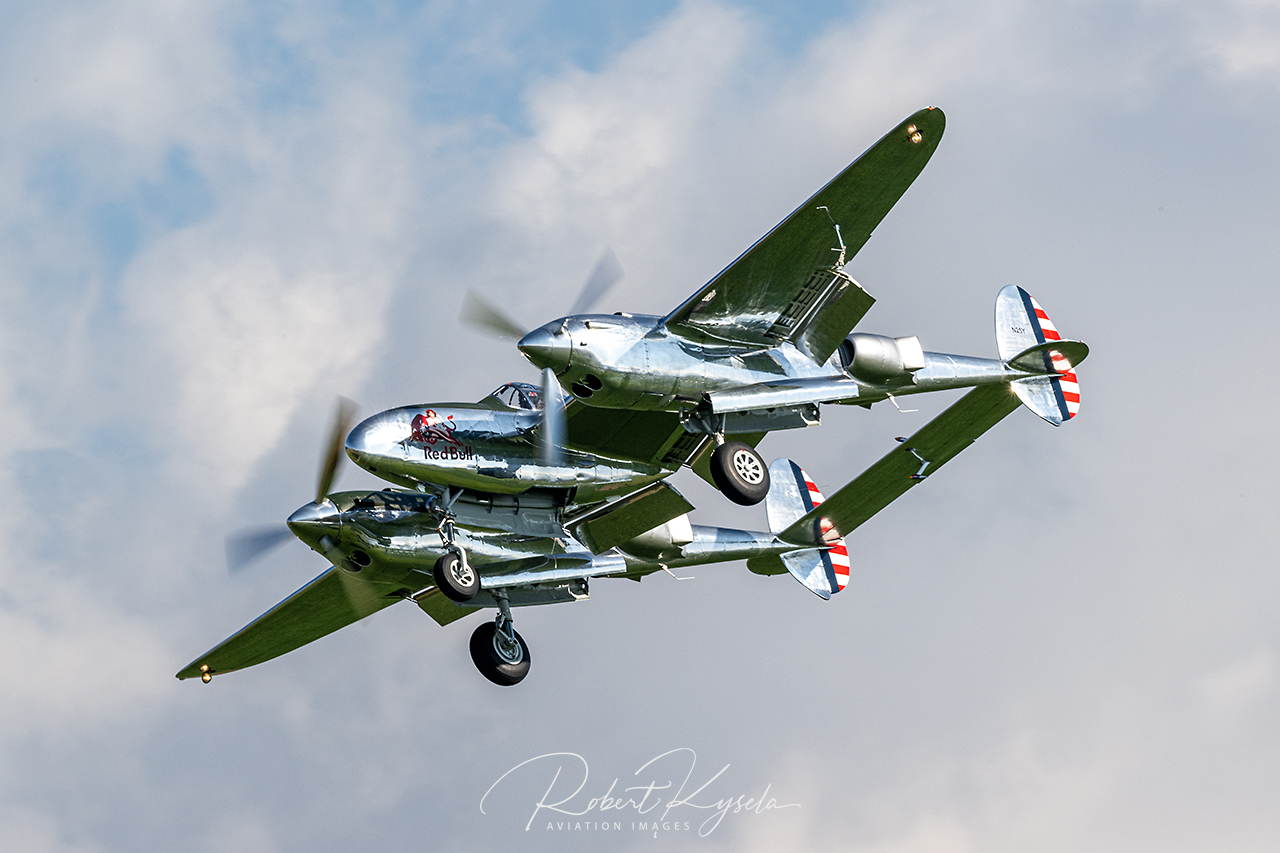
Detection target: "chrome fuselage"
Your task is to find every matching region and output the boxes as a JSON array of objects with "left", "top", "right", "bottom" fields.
[
  {"left": 519, "top": 313, "right": 1033, "bottom": 414},
  {"left": 287, "top": 488, "right": 795, "bottom": 604},
  {"left": 344, "top": 399, "right": 671, "bottom": 502}
]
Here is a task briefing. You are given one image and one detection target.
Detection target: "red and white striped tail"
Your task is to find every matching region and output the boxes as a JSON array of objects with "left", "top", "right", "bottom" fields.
[
  {"left": 996, "top": 285, "right": 1086, "bottom": 426},
  {"left": 798, "top": 470, "right": 850, "bottom": 593},
  {"left": 1029, "top": 295, "right": 1081, "bottom": 420}
]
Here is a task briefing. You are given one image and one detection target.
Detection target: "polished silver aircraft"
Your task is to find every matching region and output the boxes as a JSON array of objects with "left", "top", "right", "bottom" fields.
[
  {"left": 180, "top": 377, "right": 1034, "bottom": 686},
  {"left": 466, "top": 107, "right": 1088, "bottom": 506},
  {"left": 180, "top": 106, "right": 1088, "bottom": 686}
]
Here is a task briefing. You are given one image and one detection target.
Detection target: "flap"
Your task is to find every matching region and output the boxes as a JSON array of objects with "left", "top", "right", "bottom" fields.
[
  {"left": 565, "top": 480, "right": 695, "bottom": 555},
  {"left": 707, "top": 375, "right": 863, "bottom": 414}
]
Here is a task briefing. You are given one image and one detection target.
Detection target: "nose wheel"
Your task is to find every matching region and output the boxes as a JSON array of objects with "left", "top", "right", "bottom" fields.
[
  {"left": 433, "top": 551, "right": 478, "bottom": 602},
  {"left": 433, "top": 507, "right": 479, "bottom": 602},
  {"left": 470, "top": 592, "right": 530, "bottom": 686},
  {"left": 709, "top": 440, "right": 770, "bottom": 505}
]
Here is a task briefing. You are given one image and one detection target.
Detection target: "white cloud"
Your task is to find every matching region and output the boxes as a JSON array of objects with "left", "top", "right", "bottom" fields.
[
  {"left": 1196, "top": 648, "right": 1275, "bottom": 719},
  {"left": 2, "top": 1, "right": 1280, "bottom": 851},
  {"left": 1189, "top": 0, "right": 1280, "bottom": 80},
  {"left": 501, "top": 2, "right": 754, "bottom": 231}
]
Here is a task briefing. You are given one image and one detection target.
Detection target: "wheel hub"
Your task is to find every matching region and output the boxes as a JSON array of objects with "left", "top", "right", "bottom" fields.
[
  {"left": 452, "top": 561, "right": 475, "bottom": 587},
  {"left": 493, "top": 630, "right": 524, "bottom": 664},
  {"left": 733, "top": 449, "right": 765, "bottom": 484}
]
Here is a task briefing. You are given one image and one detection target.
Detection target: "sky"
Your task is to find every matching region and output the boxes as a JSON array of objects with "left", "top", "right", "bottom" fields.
[{"left": 2, "top": 0, "right": 1279, "bottom": 850}]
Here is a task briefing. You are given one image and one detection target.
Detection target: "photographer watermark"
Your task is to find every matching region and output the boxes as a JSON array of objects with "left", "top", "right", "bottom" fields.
[{"left": 480, "top": 748, "right": 799, "bottom": 837}]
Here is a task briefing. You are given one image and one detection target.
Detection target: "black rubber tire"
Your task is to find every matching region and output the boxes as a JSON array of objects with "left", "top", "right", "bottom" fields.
[
  {"left": 469, "top": 622, "right": 531, "bottom": 686},
  {"left": 709, "top": 441, "right": 770, "bottom": 505},
  {"left": 433, "top": 551, "right": 479, "bottom": 602}
]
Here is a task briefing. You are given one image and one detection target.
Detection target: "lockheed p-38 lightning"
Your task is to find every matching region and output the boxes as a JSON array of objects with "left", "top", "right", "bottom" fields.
[
  {"left": 178, "top": 106, "right": 1087, "bottom": 686},
  {"left": 467, "top": 107, "right": 1086, "bottom": 506}
]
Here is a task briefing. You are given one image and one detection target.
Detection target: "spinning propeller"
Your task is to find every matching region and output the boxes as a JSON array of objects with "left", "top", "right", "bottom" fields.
[
  {"left": 224, "top": 397, "right": 358, "bottom": 573},
  {"left": 540, "top": 367, "right": 565, "bottom": 467},
  {"left": 462, "top": 248, "right": 620, "bottom": 468},
  {"left": 460, "top": 247, "right": 623, "bottom": 341}
]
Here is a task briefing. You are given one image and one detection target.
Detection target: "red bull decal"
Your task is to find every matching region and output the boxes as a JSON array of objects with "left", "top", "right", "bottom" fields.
[
  {"left": 423, "top": 444, "right": 475, "bottom": 461},
  {"left": 411, "top": 410, "right": 462, "bottom": 447},
  {"left": 409, "top": 410, "right": 474, "bottom": 460}
]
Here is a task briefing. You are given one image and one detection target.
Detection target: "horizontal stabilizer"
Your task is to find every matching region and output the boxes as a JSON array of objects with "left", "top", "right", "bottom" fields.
[
  {"left": 779, "top": 383, "right": 1022, "bottom": 545},
  {"left": 1007, "top": 339, "right": 1089, "bottom": 374}
]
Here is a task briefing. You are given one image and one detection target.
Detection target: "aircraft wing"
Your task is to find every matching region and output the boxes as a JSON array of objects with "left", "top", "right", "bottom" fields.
[
  {"left": 779, "top": 382, "right": 1021, "bottom": 545},
  {"left": 563, "top": 400, "right": 766, "bottom": 487},
  {"left": 176, "top": 567, "right": 403, "bottom": 680},
  {"left": 565, "top": 402, "right": 705, "bottom": 467},
  {"left": 566, "top": 480, "right": 695, "bottom": 554},
  {"left": 663, "top": 107, "right": 944, "bottom": 363}
]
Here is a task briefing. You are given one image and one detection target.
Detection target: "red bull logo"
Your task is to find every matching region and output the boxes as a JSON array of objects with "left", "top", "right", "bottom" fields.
[
  {"left": 423, "top": 444, "right": 475, "bottom": 461},
  {"left": 411, "top": 410, "right": 462, "bottom": 446},
  {"left": 410, "top": 410, "right": 473, "bottom": 461}
]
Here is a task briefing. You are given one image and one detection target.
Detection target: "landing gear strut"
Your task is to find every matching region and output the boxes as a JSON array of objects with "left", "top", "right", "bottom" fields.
[
  {"left": 470, "top": 590, "right": 530, "bottom": 686},
  {"left": 684, "top": 409, "right": 771, "bottom": 506},
  {"left": 433, "top": 505, "right": 479, "bottom": 602},
  {"left": 709, "top": 438, "right": 770, "bottom": 506}
]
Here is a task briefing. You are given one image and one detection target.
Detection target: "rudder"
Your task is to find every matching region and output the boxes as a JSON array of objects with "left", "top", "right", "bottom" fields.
[
  {"left": 766, "top": 459, "right": 850, "bottom": 598},
  {"left": 995, "top": 285, "right": 1085, "bottom": 425}
]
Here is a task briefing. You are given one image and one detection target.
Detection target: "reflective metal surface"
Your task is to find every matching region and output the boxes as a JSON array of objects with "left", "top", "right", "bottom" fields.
[
  {"left": 517, "top": 325, "right": 570, "bottom": 373},
  {"left": 508, "top": 106, "right": 1086, "bottom": 456},
  {"left": 180, "top": 106, "right": 1090, "bottom": 684},
  {"left": 344, "top": 393, "right": 673, "bottom": 500}
]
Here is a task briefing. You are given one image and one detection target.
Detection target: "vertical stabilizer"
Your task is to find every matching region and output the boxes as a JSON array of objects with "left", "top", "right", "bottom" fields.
[
  {"left": 766, "top": 459, "right": 850, "bottom": 598},
  {"left": 995, "top": 285, "right": 1084, "bottom": 425}
]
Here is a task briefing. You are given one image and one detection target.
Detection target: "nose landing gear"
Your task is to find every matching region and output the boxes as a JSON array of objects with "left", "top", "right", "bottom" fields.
[
  {"left": 433, "top": 511, "right": 479, "bottom": 602},
  {"left": 433, "top": 550, "right": 478, "bottom": 602}
]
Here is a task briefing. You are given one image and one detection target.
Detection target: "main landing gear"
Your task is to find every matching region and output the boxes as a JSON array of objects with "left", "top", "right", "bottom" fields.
[
  {"left": 470, "top": 590, "right": 530, "bottom": 686},
  {"left": 709, "top": 438, "right": 770, "bottom": 506},
  {"left": 684, "top": 410, "right": 771, "bottom": 506}
]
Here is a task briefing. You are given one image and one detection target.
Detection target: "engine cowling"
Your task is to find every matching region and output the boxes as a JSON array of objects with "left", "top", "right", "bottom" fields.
[{"left": 838, "top": 333, "right": 926, "bottom": 382}]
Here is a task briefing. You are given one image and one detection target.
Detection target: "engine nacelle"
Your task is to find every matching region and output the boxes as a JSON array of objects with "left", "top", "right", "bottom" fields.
[{"left": 838, "top": 333, "right": 926, "bottom": 382}]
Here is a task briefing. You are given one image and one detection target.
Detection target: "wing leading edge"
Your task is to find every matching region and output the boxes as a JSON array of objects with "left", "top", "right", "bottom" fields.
[
  {"left": 663, "top": 107, "right": 945, "bottom": 362},
  {"left": 176, "top": 568, "right": 403, "bottom": 680}
]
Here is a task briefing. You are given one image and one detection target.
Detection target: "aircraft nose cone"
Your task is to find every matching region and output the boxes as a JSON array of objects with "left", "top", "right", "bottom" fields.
[
  {"left": 345, "top": 411, "right": 402, "bottom": 472},
  {"left": 287, "top": 499, "right": 341, "bottom": 532},
  {"left": 517, "top": 324, "right": 570, "bottom": 372}
]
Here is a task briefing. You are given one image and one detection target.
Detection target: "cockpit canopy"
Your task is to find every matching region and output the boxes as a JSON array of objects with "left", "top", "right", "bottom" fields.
[{"left": 488, "top": 382, "right": 543, "bottom": 410}]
